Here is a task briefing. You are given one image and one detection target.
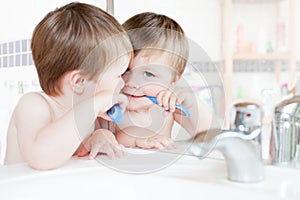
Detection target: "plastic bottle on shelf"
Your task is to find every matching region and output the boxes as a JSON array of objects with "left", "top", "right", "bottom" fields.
[
  {"left": 281, "top": 82, "right": 293, "bottom": 100},
  {"left": 266, "top": 40, "right": 274, "bottom": 53},
  {"left": 276, "top": 17, "right": 287, "bottom": 52},
  {"left": 236, "top": 85, "right": 244, "bottom": 99}
]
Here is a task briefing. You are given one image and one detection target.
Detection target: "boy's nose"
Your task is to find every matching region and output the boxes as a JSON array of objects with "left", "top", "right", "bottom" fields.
[
  {"left": 123, "top": 72, "right": 140, "bottom": 89},
  {"left": 125, "top": 78, "right": 139, "bottom": 89}
]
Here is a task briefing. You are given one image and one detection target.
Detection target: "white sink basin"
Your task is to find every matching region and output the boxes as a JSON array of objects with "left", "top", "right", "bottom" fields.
[{"left": 0, "top": 150, "right": 299, "bottom": 200}]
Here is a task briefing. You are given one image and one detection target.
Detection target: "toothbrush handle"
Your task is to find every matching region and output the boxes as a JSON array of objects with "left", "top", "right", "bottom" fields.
[
  {"left": 146, "top": 96, "right": 190, "bottom": 117},
  {"left": 107, "top": 104, "right": 123, "bottom": 124}
]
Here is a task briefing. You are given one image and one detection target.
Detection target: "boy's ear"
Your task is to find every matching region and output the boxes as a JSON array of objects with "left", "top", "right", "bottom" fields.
[
  {"left": 69, "top": 70, "right": 86, "bottom": 94},
  {"left": 172, "top": 74, "right": 181, "bottom": 84}
]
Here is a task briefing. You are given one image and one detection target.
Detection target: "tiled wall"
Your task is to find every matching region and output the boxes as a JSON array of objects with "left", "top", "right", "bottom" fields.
[{"left": 0, "top": 39, "right": 33, "bottom": 68}]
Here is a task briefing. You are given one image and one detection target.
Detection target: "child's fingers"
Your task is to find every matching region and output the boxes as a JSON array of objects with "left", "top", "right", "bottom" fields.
[
  {"left": 156, "top": 91, "right": 164, "bottom": 106},
  {"left": 102, "top": 145, "right": 115, "bottom": 159},
  {"left": 119, "top": 144, "right": 126, "bottom": 151},
  {"left": 166, "top": 144, "right": 176, "bottom": 150},
  {"left": 137, "top": 141, "right": 151, "bottom": 149},
  {"left": 112, "top": 144, "right": 125, "bottom": 158},
  {"left": 149, "top": 135, "right": 175, "bottom": 149},
  {"left": 163, "top": 110, "right": 172, "bottom": 117},
  {"left": 163, "top": 140, "right": 176, "bottom": 150},
  {"left": 169, "top": 94, "right": 177, "bottom": 113},
  {"left": 176, "top": 93, "right": 185, "bottom": 105},
  {"left": 152, "top": 136, "right": 173, "bottom": 148},
  {"left": 161, "top": 91, "right": 172, "bottom": 110},
  {"left": 76, "top": 143, "right": 90, "bottom": 157},
  {"left": 168, "top": 142, "right": 177, "bottom": 149},
  {"left": 148, "top": 141, "right": 164, "bottom": 150},
  {"left": 172, "top": 142, "right": 179, "bottom": 149},
  {"left": 137, "top": 140, "right": 156, "bottom": 149},
  {"left": 160, "top": 138, "right": 173, "bottom": 146},
  {"left": 89, "top": 144, "right": 101, "bottom": 159},
  {"left": 77, "top": 147, "right": 89, "bottom": 157}
]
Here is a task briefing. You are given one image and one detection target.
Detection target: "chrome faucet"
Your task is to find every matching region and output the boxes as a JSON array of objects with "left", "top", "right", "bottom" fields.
[
  {"left": 271, "top": 95, "right": 300, "bottom": 166},
  {"left": 187, "top": 129, "right": 264, "bottom": 183}
]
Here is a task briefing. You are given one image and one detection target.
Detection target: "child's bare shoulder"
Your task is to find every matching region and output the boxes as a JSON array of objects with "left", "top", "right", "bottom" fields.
[
  {"left": 17, "top": 92, "right": 49, "bottom": 106},
  {"left": 14, "top": 92, "right": 52, "bottom": 120}
]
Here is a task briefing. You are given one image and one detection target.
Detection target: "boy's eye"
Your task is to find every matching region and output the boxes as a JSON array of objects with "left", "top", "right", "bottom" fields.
[{"left": 144, "top": 71, "right": 155, "bottom": 78}]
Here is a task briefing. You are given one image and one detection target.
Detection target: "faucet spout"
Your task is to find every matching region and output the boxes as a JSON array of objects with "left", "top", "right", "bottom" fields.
[
  {"left": 189, "top": 129, "right": 264, "bottom": 183},
  {"left": 215, "top": 136, "right": 264, "bottom": 182}
]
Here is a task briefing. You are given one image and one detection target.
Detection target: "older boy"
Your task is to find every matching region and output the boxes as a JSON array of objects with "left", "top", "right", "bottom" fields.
[{"left": 4, "top": 2, "right": 132, "bottom": 169}]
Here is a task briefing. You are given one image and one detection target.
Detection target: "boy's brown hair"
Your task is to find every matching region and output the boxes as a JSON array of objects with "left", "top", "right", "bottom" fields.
[
  {"left": 122, "top": 12, "right": 189, "bottom": 76},
  {"left": 31, "top": 2, "right": 132, "bottom": 96}
]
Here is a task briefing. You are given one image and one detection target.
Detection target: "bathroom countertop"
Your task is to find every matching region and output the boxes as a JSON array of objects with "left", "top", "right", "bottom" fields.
[{"left": 0, "top": 150, "right": 300, "bottom": 200}]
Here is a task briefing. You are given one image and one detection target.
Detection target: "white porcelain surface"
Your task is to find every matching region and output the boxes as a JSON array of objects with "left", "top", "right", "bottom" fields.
[{"left": 0, "top": 150, "right": 300, "bottom": 200}]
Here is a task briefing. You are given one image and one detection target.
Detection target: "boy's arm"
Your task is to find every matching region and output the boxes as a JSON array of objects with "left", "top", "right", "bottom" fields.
[
  {"left": 15, "top": 92, "right": 114, "bottom": 170},
  {"left": 116, "top": 126, "right": 173, "bottom": 149},
  {"left": 115, "top": 127, "right": 138, "bottom": 148},
  {"left": 174, "top": 99, "right": 213, "bottom": 136},
  {"left": 156, "top": 87, "right": 213, "bottom": 136}
]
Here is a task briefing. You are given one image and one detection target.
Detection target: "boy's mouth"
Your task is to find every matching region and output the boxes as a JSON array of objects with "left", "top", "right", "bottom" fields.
[
  {"left": 129, "top": 95, "right": 145, "bottom": 98},
  {"left": 122, "top": 91, "right": 145, "bottom": 99}
]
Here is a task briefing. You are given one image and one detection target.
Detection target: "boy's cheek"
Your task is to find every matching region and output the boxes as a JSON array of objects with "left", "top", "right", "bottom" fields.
[
  {"left": 116, "top": 80, "right": 125, "bottom": 93},
  {"left": 118, "top": 94, "right": 129, "bottom": 111},
  {"left": 142, "top": 85, "right": 167, "bottom": 97},
  {"left": 127, "top": 97, "right": 153, "bottom": 110}
]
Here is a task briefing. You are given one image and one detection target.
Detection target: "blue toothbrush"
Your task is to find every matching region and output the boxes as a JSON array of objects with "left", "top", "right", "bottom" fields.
[
  {"left": 145, "top": 95, "right": 190, "bottom": 117},
  {"left": 107, "top": 96, "right": 191, "bottom": 123},
  {"left": 107, "top": 104, "right": 123, "bottom": 124}
]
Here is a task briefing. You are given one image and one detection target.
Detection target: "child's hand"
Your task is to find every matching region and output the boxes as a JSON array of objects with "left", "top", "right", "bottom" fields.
[
  {"left": 156, "top": 87, "right": 191, "bottom": 113},
  {"left": 77, "top": 129, "right": 125, "bottom": 159},
  {"left": 135, "top": 135, "right": 175, "bottom": 150}
]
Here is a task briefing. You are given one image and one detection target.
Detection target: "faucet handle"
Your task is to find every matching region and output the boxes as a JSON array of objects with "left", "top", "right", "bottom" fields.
[{"left": 216, "top": 129, "right": 261, "bottom": 141}]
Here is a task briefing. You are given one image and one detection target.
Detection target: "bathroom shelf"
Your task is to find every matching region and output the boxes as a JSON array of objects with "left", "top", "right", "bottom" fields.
[
  {"left": 220, "top": 0, "right": 296, "bottom": 127},
  {"left": 232, "top": 0, "right": 284, "bottom": 3},
  {"left": 233, "top": 53, "right": 290, "bottom": 60}
]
